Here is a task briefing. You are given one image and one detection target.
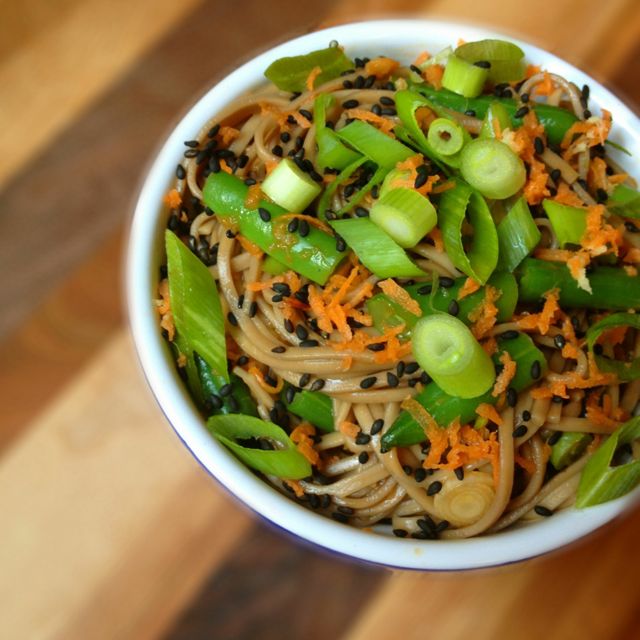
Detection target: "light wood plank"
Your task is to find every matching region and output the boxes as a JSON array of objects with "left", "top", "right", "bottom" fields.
[
  {"left": 0, "top": 332, "right": 251, "bottom": 639},
  {"left": 0, "top": 0, "right": 202, "bottom": 190}
]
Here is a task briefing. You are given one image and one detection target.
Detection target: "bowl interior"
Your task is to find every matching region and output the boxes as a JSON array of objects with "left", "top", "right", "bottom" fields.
[{"left": 127, "top": 19, "right": 640, "bottom": 570}]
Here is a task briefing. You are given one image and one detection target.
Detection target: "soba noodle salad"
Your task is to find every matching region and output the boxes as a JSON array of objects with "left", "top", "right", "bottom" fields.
[{"left": 156, "top": 38, "right": 640, "bottom": 540}]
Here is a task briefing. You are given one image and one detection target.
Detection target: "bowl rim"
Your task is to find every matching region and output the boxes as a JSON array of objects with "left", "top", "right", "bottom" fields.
[{"left": 126, "top": 17, "right": 640, "bottom": 571}]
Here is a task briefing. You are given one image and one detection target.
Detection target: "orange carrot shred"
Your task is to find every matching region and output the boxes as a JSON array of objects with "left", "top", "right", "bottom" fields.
[
  {"left": 339, "top": 421, "right": 360, "bottom": 439},
  {"left": 283, "top": 480, "right": 305, "bottom": 497},
  {"left": 343, "top": 108, "right": 395, "bottom": 135},
  {"left": 378, "top": 278, "right": 422, "bottom": 316},
  {"left": 458, "top": 277, "right": 481, "bottom": 301},
  {"left": 219, "top": 126, "right": 240, "bottom": 146},
  {"left": 237, "top": 235, "right": 264, "bottom": 257},
  {"left": 364, "top": 57, "right": 399, "bottom": 79},
  {"left": 423, "top": 64, "right": 444, "bottom": 89},
  {"left": 164, "top": 188, "right": 182, "bottom": 209},
  {"left": 476, "top": 403, "right": 504, "bottom": 426},
  {"left": 305, "top": 65, "right": 322, "bottom": 91},
  {"left": 492, "top": 352, "right": 516, "bottom": 397}
]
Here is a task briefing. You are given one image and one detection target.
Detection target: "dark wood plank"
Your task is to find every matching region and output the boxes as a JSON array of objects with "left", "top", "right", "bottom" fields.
[{"left": 165, "top": 522, "right": 385, "bottom": 640}]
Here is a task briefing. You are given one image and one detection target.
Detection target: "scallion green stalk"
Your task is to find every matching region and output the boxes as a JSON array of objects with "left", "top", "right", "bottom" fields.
[
  {"left": 438, "top": 180, "right": 499, "bottom": 284},
  {"left": 412, "top": 314, "right": 496, "bottom": 398},
  {"left": 207, "top": 414, "right": 312, "bottom": 479},
  {"left": 607, "top": 184, "right": 640, "bottom": 218},
  {"left": 261, "top": 158, "right": 322, "bottom": 212},
  {"left": 542, "top": 199, "right": 587, "bottom": 247},
  {"left": 369, "top": 187, "right": 437, "bottom": 248},
  {"left": 586, "top": 312, "right": 640, "bottom": 381},
  {"left": 442, "top": 54, "right": 488, "bottom": 98},
  {"left": 454, "top": 39, "right": 525, "bottom": 83},
  {"left": 550, "top": 432, "right": 592, "bottom": 470},
  {"left": 427, "top": 118, "right": 465, "bottom": 156},
  {"left": 282, "top": 386, "right": 334, "bottom": 432},
  {"left": 330, "top": 218, "right": 425, "bottom": 278},
  {"left": 314, "top": 94, "right": 362, "bottom": 170},
  {"left": 497, "top": 197, "right": 541, "bottom": 271},
  {"left": 460, "top": 138, "right": 526, "bottom": 200}
]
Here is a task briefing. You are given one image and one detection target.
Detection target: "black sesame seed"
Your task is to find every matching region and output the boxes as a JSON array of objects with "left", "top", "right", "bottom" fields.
[
  {"left": 550, "top": 168, "right": 561, "bottom": 182},
  {"left": 380, "top": 107, "right": 397, "bottom": 116},
  {"left": 420, "top": 372, "right": 430, "bottom": 384},
  {"left": 358, "top": 451, "right": 369, "bottom": 464},
  {"left": 354, "top": 75, "right": 365, "bottom": 89},
  {"left": 283, "top": 319, "right": 294, "bottom": 334},
  {"left": 227, "top": 312, "right": 238, "bottom": 326},
  {"left": 355, "top": 206, "right": 369, "bottom": 218},
  {"left": 175, "top": 164, "right": 186, "bottom": 180},
  {"left": 554, "top": 334, "right": 566, "bottom": 349},
  {"left": 298, "top": 220, "right": 310, "bottom": 237},
  {"left": 625, "top": 221, "right": 639, "bottom": 233},
  {"left": 207, "top": 124, "right": 220, "bottom": 138},
  {"left": 379, "top": 96, "right": 395, "bottom": 106},
  {"left": 521, "top": 92, "right": 530, "bottom": 103},
  {"left": 534, "top": 505, "right": 553, "bottom": 517},
  {"left": 405, "top": 362, "right": 420, "bottom": 375},
  {"left": 522, "top": 410, "right": 532, "bottom": 422},
  {"left": 515, "top": 106, "right": 530, "bottom": 119},
  {"left": 248, "top": 302, "right": 258, "bottom": 318},
  {"left": 386, "top": 372, "right": 399, "bottom": 387},
  {"left": 414, "top": 172, "right": 428, "bottom": 189},
  {"left": 367, "top": 343, "right": 386, "bottom": 352},
  {"left": 396, "top": 361, "right": 406, "bottom": 377},
  {"left": 271, "top": 144, "right": 283, "bottom": 157},
  {"left": 414, "top": 468, "right": 427, "bottom": 483},
  {"left": 285, "top": 386, "right": 296, "bottom": 404},
  {"left": 427, "top": 481, "right": 443, "bottom": 496},
  {"left": 408, "top": 378, "right": 420, "bottom": 388},
  {"left": 295, "top": 324, "right": 309, "bottom": 341},
  {"left": 299, "top": 108, "right": 313, "bottom": 121},
  {"left": 371, "top": 419, "right": 384, "bottom": 435},
  {"left": 342, "top": 79, "right": 354, "bottom": 89},
  {"left": 264, "top": 372, "right": 278, "bottom": 388},
  {"left": 360, "top": 376, "right": 377, "bottom": 389},
  {"left": 183, "top": 148, "right": 198, "bottom": 158},
  {"left": 219, "top": 383, "right": 233, "bottom": 397},
  {"left": 464, "top": 109, "right": 476, "bottom": 117},
  {"left": 417, "top": 284, "right": 432, "bottom": 295},
  {"left": 237, "top": 294, "right": 245, "bottom": 309},
  {"left": 547, "top": 431, "right": 562, "bottom": 446},
  {"left": 583, "top": 109, "right": 592, "bottom": 119},
  {"left": 454, "top": 467, "right": 465, "bottom": 481},
  {"left": 209, "top": 394, "right": 223, "bottom": 410},
  {"left": 272, "top": 282, "right": 291, "bottom": 295},
  {"left": 244, "top": 177, "right": 257, "bottom": 186},
  {"left": 320, "top": 494, "right": 331, "bottom": 508},
  {"left": 501, "top": 330, "right": 519, "bottom": 340},
  {"left": 332, "top": 512, "right": 349, "bottom": 523},
  {"left": 271, "top": 345, "right": 286, "bottom": 354},
  {"left": 236, "top": 355, "right": 249, "bottom": 366},
  {"left": 300, "top": 339, "right": 319, "bottom": 348},
  {"left": 287, "top": 218, "right": 299, "bottom": 233},
  {"left": 336, "top": 235, "right": 347, "bottom": 252},
  {"left": 225, "top": 229, "right": 236, "bottom": 239},
  {"left": 530, "top": 360, "right": 542, "bottom": 379},
  {"left": 534, "top": 136, "right": 545, "bottom": 155},
  {"left": 506, "top": 387, "right": 517, "bottom": 407},
  {"left": 596, "top": 188, "right": 609, "bottom": 203},
  {"left": 371, "top": 104, "right": 382, "bottom": 116},
  {"left": 342, "top": 99, "right": 360, "bottom": 109},
  {"left": 402, "top": 464, "right": 413, "bottom": 476},
  {"left": 448, "top": 300, "right": 460, "bottom": 316},
  {"left": 439, "top": 276, "right": 455, "bottom": 288},
  {"left": 435, "top": 520, "right": 450, "bottom": 533},
  {"left": 356, "top": 432, "right": 371, "bottom": 445},
  {"left": 298, "top": 373, "right": 311, "bottom": 388},
  {"left": 393, "top": 528, "right": 408, "bottom": 538},
  {"left": 474, "top": 60, "right": 491, "bottom": 68},
  {"left": 184, "top": 139, "right": 199, "bottom": 148},
  {"left": 513, "top": 424, "right": 528, "bottom": 438},
  {"left": 552, "top": 394, "right": 564, "bottom": 403},
  {"left": 258, "top": 207, "right": 271, "bottom": 222}
]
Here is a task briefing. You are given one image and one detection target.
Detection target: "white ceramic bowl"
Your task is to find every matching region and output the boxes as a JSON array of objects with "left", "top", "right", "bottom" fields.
[{"left": 127, "top": 19, "right": 640, "bottom": 570}]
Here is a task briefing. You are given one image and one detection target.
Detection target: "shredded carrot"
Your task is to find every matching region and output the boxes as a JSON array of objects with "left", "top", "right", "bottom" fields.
[
  {"left": 525, "top": 64, "right": 541, "bottom": 79},
  {"left": 515, "top": 454, "right": 536, "bottom": 474},
  {"left": 458, "top": 277, "right": 481, "bottom": 301},
  {"left": 219, "top": 159, "right": 233, "bottom": 174},
  {"left": 427, "top": 227, "right": 444, "bottom": 252},
  {"left": 156, "top": 279, "right": 175, "bottom": 341},
  {"left": 623, "top": 247, "right": 640, "bottom": 264},
  {"left": 341, "top": 355, "right": 353, "bottom": 371},
  {"left": 482, "top": 336, "right": 498, "bottom": 356},
  {"left": 248, "top": 365, "right": 283, "bottom": 394},
  {"left": 561, "top": 109, "right": 612, "bottom": 160},
  {"left": 534, "top": 247, "right": 575, "bottom": 262},
  {"left": 423, "top": 64, "right": 444, "bottom": 89},
  {"left": 305, "top": 65, "right": 322, "bottom": 91},
  {"left": 581, "top": 204, "right": 622, "bottom": 257},
  {"left": 476, "top": 403, "right": 504, "bottom": 426},
  {"left": 492, "top": 352, "right": 517, "bottom": 397},
  {"left": 283, "top": 480, "right": 305, "bottom": 497},
  {"left": 237, "top": 235, "right": 264, "bottom": 258},
  {"left": 274, "top": 213, "right": 332, "bottom": 234},
  {"left": 291, "top": 423, "right": 320, "bottom": 466},
  {"left": 553, "top": 182, "right": 585, "bottom": 207},
  {"left": 378, "top": 278, "right": 422, "bottom": 316},
  {"left": 585, "top": 395, "right": 620, "bottom": 431},
  {"left": 413, "top": 51, "right": 430, "bottom": 66},
  {"left": 516, "top": 289, "right": 560, "bottom": 335},
  {"left": 245, "top": 270, "right": 302, "bottom": 294},
  {"left": 244, "top": 183, "right": 263, "bottom": 208},
  {"left": 533, "top": 71, "right": 554, "bottom": 96},
  {"left": 364, "top": 56, "right": 400, "bottom": 79},
  {"left": 339, "top": 421, "right": 360, "bottom": 439},
  {"left": 343, "top": 108, "right": 395, "bottom": 135},
  {"left": 163, "top": 188, "right": 182, "bottom": 209},
  {"left": 219, "top": 126, "right": 240, "bottom": 146},
  {"left": 431, "top": 180, "right": 456, "bottom": 194},
  {"left": 469, "top": 285, "right": 500, "bottom": 339}
]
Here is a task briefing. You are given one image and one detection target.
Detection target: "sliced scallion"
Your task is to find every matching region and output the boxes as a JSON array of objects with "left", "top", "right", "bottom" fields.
[
  {"left": 369, "top": 187, "right": 437, "bottom": 248},
  {"left": 497, "top": 197, "right": 541, "bottom": 271},
  {"left": 412, "top": 314, "right": 496, "bottom": 398},
  {"left": 442, "top": 54, "right": 488, "bottom": 98},
  {"left": 261, "top": 158, "right": 322, "bottom": 212},
  {"left": 438, "top": 180, "right": 499, "bottom": 284},
  {"left": 282, "top": 386, "right": 334, "bottom": 432},
  {"left": 550, "top": 432, "right": 592, "bottom": 470},
  {"left": 542, "top": 199, "right": 587, "bottom": 247},
  {"left": 460, "top": 138, "right": 526, "bottom": 200},
  {"left": 314, "top": 94, "right": 362, "bottom": 170},
  {"left": 427, "top": 118, "right": 464, "bottom": 156}
]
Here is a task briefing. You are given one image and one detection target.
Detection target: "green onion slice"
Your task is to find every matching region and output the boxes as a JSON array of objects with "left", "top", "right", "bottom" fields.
[
  {"left": 442, "top": 54, "right": 488, "bottom": 98},
  {"left": 586, "top": 313, "right": 640, "bottom": 381},
  {"left": 455, "top": 39, "right": 525, "bottom": 83},
  {"left": 207, "top": 414, "right": 311, "bottom": 479},
  {"left": 330, "top": 218, "right": 425, "bottom": 278},
  {"left": 497, "top": 197, "right": 541, "bottom": 271},
  {"left": 427, "top": 118, "right": 465, "bottom": 156},
  {"left": 438, "top": 180, "right": 499, "bottom": 284},
  {"left": 261, "top": 158, "right": 322, "bottom": 212},
  {"left": 369, "top": 187, "right": 437, "bottom": 248},
  {"left": 550, "top": 432, "right": 592, "bottom": 471},
  {"left": 480, "top": 101, "right": 511, "bottom": 139},
  {"left": 264, "top": 45, "right": 353, "bottom": 93},
  {"left": 542, "top": 199, "right": 587, "bottom": 247},
  {"left": 282, "top": 386, "right": 334, "bottom": 432},
  {"left": 460, "top": 138, "right": 526, "bottom": 200},
  {"left": 166, "top": 230, "right": 228, "bottom": 382},
  {"left": 314, "top": 94, "right": 362, "bottom": 170},
  {"left": 576, "top": 416, "right": 640, "bottom": 508},
  {"left": 607, "top": 184, "right": 640, "bottom": 219},
  {"left": 412, "top": 314, "right": 496, "bottom": 398},
  {"left": 335, "top": 119, "right": 414, "bottom": 168}
]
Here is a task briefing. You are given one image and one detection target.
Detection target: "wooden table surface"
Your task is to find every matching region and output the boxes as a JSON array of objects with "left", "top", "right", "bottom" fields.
[{"left": 2, "top": 1, "right": 640, "bottom": 638}]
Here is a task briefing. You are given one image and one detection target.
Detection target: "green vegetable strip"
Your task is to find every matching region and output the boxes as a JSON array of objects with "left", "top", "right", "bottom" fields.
[
  {"left": 207, "top": 414, "right": 311, "bottom": 479},
  {"left": 314, "top": 94, "right": 362, "bottom": 170},
  {"left": 550, "top": 432, "right": 592, "bottom": 470},
  {"left": 480, "top": 101, "right": 511, "bottom": 139},
  {"left": 262, "top": 255, "right": 288, "bottom": 275},
  {"left": 381, "top": 333, "right": 546, "bottom": 449},
  {"left": 166, "top": 230, "right": 228, "bottom": 381},
  {"left": 542, "top": 200, "right": 587, "bottom": 247},
  {"left": 412, "top": 314, "right": 496, "bottom": 398},
  {"left": 195, "top": 353, "right": 258, "bottom": 417},
  {"left": 261, "top": 158, "right": 321, "bottom": 212},
  {"left": 441, "top": 54, "right": 488, "bottom": 98},
  {"left": 282, "top": 386, "right": 334, "bottom": 432},
  {"left": 203, "top": 172, "right": 343, "bottom": 285},
  {"left": 316, "top": 156, "right": 368, "bottom": 219},
  {"left": 414, "top": 86, "right": 578, "bottom": 145},
  {"left": 497, "top": 197, "right": 541, "bottom": 271},
  {"left": 586, "top": 313, "right": 640, "bottom": 381},
  {"left": 335, "top": 120, "right": 415, "bottom": 168},
  {"left": 607, "top": 184, "right": 640, "bottom": 219},
  {"left": 264, "top": 45, "right": 353, "bottom": 93},
  {"left": 460, "top": 138, "right": 526, "bottom": 200},
  {"left": 576, "top": 416, "right": 640, "bottom": 508},
  {"left": 517, "top": 258, "right": 640, "bottom": 310},
  {"left": 438, "top": 180, "right": 499, "bottom": 284},
  {"left": 454, "top": 39, "right": 525, "bottom": 83},
  {"left": 330, "top": 218, "right": 425, "bottom": 278}
]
